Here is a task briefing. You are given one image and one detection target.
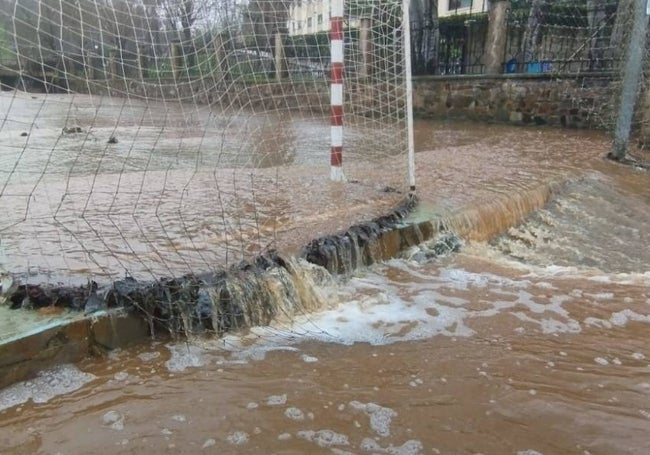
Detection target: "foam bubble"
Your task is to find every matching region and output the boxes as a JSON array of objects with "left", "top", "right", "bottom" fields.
[
  {"left": 138, "top": 351, "right": 161, "bottom": 362},
  {"left": 284, "top": 407, "right": 305, "bottom": 421},
  {"left": 360, "top": 438, "right": 424, "bottom": 455},
  {"left": 102, "top": 410, "right": 124, "bottom": 431},
  {"left": 297, "top": 429, "right": 349, "bottom": 448},
  {"left": 226, "top": 431, "right": 249, "bottom": 445},
  {"left": 517, "top": 451, "right": 544, "bottom": 455},
  {"left": 594, "top": 357, "right": 609, "bottom": 366},
  {"left": 202, "top": 438, "right": 216, "bottom": 448},
  {"left": 266, "top": 394, "right": 287, "bottom": 406},
  {"left": 301, "top": 354, "right": 319, "bottom": 363},
  {"left": 113, "top": 371, "right": 129, "bottom": 382},
  {"left": 0, "top": 364, "right": 95, "bottom": 411},
  {"left": 349, "top": 401, "right": 397, "bottom": 437},
  {"left": 610, "top": 310, "right": 650, "bottom": 327},
  {"left": 164, "top": 343, "right": 208, "bottom": 372}
]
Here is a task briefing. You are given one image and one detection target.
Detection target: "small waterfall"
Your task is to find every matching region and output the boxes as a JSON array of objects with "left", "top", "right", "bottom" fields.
[
  {"left": 433, "top": 180, "right": 562, "bottom": 242},
  {"left": 1, "top": 183, "right": 566, "bottom": 344}
]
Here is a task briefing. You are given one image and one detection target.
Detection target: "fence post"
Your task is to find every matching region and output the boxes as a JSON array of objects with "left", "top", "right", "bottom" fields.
[
  {"left": 213, "top": 33, "right": 227, "bottom": 84},
  {"left": 86, "top": 50, "right": 95, "bottom": 80},
  {"left": 611, "top": 0, "right": 649, "bottom": 160},
  {"left": 137, "top": 45, "right": 146, "bottom": 79},
  {"left": 274, "top": 30, "right": 288, "bottom": 81},
  {"left": 484, "top": 0, "right": 510, "bottom": 74},
  {"left": 171, "top": 42, "right": 183, "bottom": 80}
]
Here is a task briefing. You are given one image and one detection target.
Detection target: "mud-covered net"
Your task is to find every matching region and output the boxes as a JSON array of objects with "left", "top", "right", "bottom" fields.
[{"left": 0, "top": 0, "right": 411, "bottom": 291}]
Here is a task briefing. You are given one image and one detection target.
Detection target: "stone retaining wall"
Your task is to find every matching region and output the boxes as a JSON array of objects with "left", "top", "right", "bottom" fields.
[
  {"left": 412, "top": 73, "right": 617, "bottom": 129},
  {"left": 70, "top": 74, "right": 625, "bottom": 131}
]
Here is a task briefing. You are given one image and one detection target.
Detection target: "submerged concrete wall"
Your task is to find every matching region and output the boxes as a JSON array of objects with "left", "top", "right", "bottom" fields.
[{"left": 412, "top": 73, "right": 616, "bottom": 129}]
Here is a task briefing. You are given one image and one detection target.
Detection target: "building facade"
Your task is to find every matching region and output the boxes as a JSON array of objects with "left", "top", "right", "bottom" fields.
[{"left": 287, "top": 0, "right": 489, "bottom": 37}]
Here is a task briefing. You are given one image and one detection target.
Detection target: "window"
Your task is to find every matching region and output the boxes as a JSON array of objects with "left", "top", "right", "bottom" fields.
[
  {"left": 449, "top": 0, "right": 472, "bottom": 9},
  {"left": 317, "top": 14, "right": 323, "bottom": 25},
  {"left": 307, "top": 17, "right": 312, "bottom": 28}
]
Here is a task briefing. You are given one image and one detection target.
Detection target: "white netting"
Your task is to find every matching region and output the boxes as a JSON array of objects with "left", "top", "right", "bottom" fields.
[{"left": 0, "top": 0, "right": 411, "bottom": 285}]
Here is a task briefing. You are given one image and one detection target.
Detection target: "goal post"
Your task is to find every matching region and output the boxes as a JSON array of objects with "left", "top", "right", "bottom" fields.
[
  {"left": 330, "top": 0, "right": 346, "bottom": 182},
  {"left": 0, "top": 0, "right": 414, "bottom": 285}
]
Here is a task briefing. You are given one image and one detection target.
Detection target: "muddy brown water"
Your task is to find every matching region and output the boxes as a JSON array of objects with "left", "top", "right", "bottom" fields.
[{"left": 1, "top": 92, "right": 650, "bottom": 455}]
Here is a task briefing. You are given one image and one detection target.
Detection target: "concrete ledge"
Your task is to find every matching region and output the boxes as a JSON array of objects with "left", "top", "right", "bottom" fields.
[{"left": 0, "top": 310, "right": 149, "bottom": 389}]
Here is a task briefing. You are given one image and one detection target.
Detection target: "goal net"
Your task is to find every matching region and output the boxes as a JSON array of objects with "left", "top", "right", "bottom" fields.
[{"left": 0, "top": 0, "right": 412, "bottom": 286}]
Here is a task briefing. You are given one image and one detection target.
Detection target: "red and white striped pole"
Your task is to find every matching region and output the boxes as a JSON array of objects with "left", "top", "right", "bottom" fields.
[{"left": 330, "top": 0, "right": 345, "bottom": 182}]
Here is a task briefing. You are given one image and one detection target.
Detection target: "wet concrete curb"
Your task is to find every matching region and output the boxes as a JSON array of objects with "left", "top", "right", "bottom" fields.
[
  {"left": 0, "top": 309, "right": 149, "bottom": 389},
  {"left": 0, "top": 182, "right": 558, "bottom": 388}
]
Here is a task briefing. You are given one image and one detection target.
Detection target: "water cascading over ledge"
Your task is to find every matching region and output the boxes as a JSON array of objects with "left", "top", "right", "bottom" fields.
[
  {"left": 0, "top": 177, "right": 572, "bottom": 388},
  {"left": 1, "top": 178, "right": 567, "bottom": 340}
]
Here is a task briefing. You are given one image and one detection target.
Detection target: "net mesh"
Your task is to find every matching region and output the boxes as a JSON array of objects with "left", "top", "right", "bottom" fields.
[{"left": 0, "top": 0, "right": 411, "bottom": 285}]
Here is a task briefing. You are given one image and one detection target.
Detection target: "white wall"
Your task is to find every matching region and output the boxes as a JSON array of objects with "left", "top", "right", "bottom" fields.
[{"left": 439, "top": 0, "right": 488, "bottom": 17}]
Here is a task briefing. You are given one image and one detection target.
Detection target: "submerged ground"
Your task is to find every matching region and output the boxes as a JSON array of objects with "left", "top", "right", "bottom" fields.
[{"left": 1, "top": 92, "right": 649, "bottom": 454}]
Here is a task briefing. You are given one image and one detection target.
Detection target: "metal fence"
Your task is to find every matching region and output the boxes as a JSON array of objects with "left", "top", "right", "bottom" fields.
[{"left": 412, "top": 0, "right": 622, "bottom": 77}]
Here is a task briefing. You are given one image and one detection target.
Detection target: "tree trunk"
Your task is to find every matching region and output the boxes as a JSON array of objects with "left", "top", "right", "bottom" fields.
[{"left": 484, "top": 0, "right": 510, "bottom": 74}]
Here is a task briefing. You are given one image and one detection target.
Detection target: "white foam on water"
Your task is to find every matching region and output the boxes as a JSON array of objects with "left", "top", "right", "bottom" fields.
[
  {"left": 594, "top": 357, "right": 609, "bottom": 366},
  {"left": 512, "top": 312, "right": 581, "bottom": 334},
  {"left": 138, "top": 351, "right": 161, "bottom": 362},
  {"left": 201, "top": 438, "right": 216, "bottom": 448},
  {"left": 584, "top": 317, "right": 612, "bottom": 329},
  {"left": 331, "top": 449, "right": 356, "bottom": 455},
  {"left": 277, "top": 432, "right": 292, "bottom": 441},
  {"left": 632, "top": 353, "right": 646, "bottom": 360},
  {"left": 284, "top": 407, "right": 305, "bottom": 421},
  {"left": 296, "top": 429, "right": 349, "bottom": 448},
  {"left": 349, "top": 401, "right": 397, "bottom": 437},
  {"left": 517, "top": 451, "right": 544, "bottom": 455},
  {"left": 164, "top": 343, "right": 209, "bottom": 372},
  {"left": 176, "top": 255, "right": 648, "bottom": 363},
  {"left": 584, "top": 292, "right": 614, "bottom": 300},
  {"left": 102, "top": 410, "right": 125, "bottom": 431},
  {"left": 360, "top": 438, "right": 424, "bottom": 455},
  {"left": 231, "top": 344, "right": 299, "bottom": 362},
  {"left": 266, "top": 394, "right": 287, "bottom": 406},
  {"left": 0, "top": 364, "right": 95, "bottom": 411},
  {"left": 610, "top": 310, "right": 650, "bottom": 326},
  {"left": 436, "top": 268, "right": 530, "bottom": 291},
  {"left": 113, "top": 371, "right": 129, "bottom": 382},
  {"left": 226, "top": 431, "right": 249, "bottom": 445}
]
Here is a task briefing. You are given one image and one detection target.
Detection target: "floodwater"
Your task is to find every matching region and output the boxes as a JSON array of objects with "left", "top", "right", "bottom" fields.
[
  {"left": 0, "top": 91, "right": 407, "bottom": 283},
  {"left": 1, "top": 92, "right": 650, "bottom": 454}
]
